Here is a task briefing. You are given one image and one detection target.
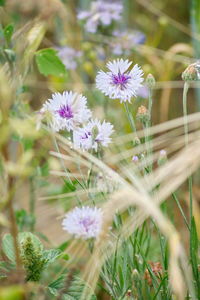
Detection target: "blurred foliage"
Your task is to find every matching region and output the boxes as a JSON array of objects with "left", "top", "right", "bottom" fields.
[{"left": 0, "top": 0, "right": 199, "bottom": 299}]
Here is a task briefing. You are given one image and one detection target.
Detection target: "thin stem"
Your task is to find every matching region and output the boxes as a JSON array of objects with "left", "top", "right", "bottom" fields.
[
  {"left": 7, "top": 176, "right": 22, "bottom": 271},
  {"left": 183, "top": 82, "right": 189, "bottom": 145},
  {"left": 29, "top": 176, "right": 36, "bottom": 231},
  {"left": 182, "top": 82, "right": 193, "bottom": 227},
  {"left": 124, "top": 102, "right": 137, "bottom": 134},
  {"left": 148, "top": 88, "right": 153, "bottom": 117},
  {"left": 53, "top": 135, "right": 73, "bottom": 185}
]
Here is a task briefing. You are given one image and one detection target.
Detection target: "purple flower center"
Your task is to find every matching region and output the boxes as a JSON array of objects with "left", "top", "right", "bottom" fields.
[
  {"left": 57, "top": 105, "right": 73, "bottom": 119},
  {"left": 81, "top": 131, "right": 91, "bottom": 140},
  {"left": 80, "top": 217, "right": 95, "bottom": 232},
  {"left": 112, "top": 72, "right": 131, "bottom": 89}
]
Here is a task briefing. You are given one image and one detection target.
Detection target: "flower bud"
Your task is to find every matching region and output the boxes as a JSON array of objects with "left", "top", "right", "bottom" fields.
[
  {"left": 182, "top": 61, "right": 200, "bottom": 81},
  {"left": 146, "top": 73, "right": 156, "bottom": 88},
  {"left": 132, "top": 268, "right": 139, "bottom": 277},
  {"left": 136, "top": 105, "right": 150, "bottom": 123}
]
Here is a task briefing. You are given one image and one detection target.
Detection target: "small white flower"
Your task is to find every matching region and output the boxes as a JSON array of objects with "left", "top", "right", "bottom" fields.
[
  {"left": 73, "top": 119, "right": 114, "bottom": 151},
  {"left": 40, "top": 91, "right": 91, "bottom": 132},
  {"left": 96, "top": 59, "right": 144, "bottom": 102},
  {"left": 62, "top": 206, "right": 102, "bottom": 239}
]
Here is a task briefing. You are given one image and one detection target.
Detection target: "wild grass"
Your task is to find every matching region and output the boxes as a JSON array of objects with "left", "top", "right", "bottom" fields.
[{"left": 0, "top": 1, "right": 199, "bottom": 300}]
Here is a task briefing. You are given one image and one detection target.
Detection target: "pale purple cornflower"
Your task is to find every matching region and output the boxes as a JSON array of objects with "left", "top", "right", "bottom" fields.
[
  {"left": 55, "top": 46, "right": 82, "bottom": 70},
  {"left": 40, "top": 91, "right": 91, "bottom": 132},
  {"left": 77, "top": 1, "right": 123, "bottom": 33},
  {"left": 112, "top": 30, "right": 146, "bottom": 55},
  {"left": 96, "top": 59, "right": 144, "bottom": 102},
  {"left": 73, "top": 119, "right": 114, "bottom": 151},
  {"left": 62, "top": 206, "right": 102, "bottom": 239}
]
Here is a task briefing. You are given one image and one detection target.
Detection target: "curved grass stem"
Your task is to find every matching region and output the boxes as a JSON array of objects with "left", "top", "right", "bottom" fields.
[{"left": 183, "top": 82, "right": 193, "bottom": 228}]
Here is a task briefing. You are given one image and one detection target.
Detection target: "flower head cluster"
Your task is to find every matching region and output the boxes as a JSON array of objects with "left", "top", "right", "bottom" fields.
[
  {"left": 73, "top": 119, "right": 114, "bottom": 151},
  {"left": 62, "top": 206, "right": 102, "bottom": 239},
  {"left": 40, "top": 91, "right": 91, "bottom": 132},
  {"left": 56, "top": 46, "right": 82, "bottom": 70},
  {"left": 77, "top": 1, "right": 123, "bottom": 33},
  {"left": 96, "top": 59, "right": 144, "bottom": 102},
  {"left": 112, "top": 30, "right": 146, "bottom": 56}
]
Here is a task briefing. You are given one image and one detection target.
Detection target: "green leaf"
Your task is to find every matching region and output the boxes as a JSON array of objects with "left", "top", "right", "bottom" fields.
[
  {"left": 63, "top": 180, "right": 76, "bottom": 193},
  {"left": 63, "top": 295, "right": 76, "bottom": 300},
  {"left": 0, "top": 0, "right": 5, "bottom": 7},
  {"left": 49, "top": 275, "right": 65, "bottom": 290},
  {"left": 57, "top": 240, "right": 71, "bottom": 252},
  {"left": 190, "top": 217, "right": 199, "bottom": 279},
  {"left": 35, "top": 48, "right": 66, "bottom": 77},
  {"left": 59, "top": 253, "right": 70, "bottom": 261},
  {"left": 2, "top": 232, "right": 43, "bottom": 263},
  {"left": 4, "top": 24, "right": 14, "bottom": 44},
  {"left": 2, "top": 234, "right": 16, "bottom": 262},
  {"left": 42, "top": 249, "right": 61, "bottom": 265},
  {"left": 48, "top": 287, "right": 58, "bottom": 296},
  {"left": 66, "top": 277, "right": 97, "bottom": 300}
]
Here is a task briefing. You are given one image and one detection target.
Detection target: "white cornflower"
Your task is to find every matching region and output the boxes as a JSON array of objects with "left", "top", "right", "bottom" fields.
[
  {"left": 40, "top": 91, "right": 91, "bottom": 132},
  {"left": 78, "top": 1, "right": 123, "bottom": 33},
  {"left": 96, "top": 59, "right": 144, "bottom": 102},
  {"left": 62, "top": 206, "right": 102, "bottom": 239},
  {"left": 73, "top": 119, "right": 114, "bottom": 151}
]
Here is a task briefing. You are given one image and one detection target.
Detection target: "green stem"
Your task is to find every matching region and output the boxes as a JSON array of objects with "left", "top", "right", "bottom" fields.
[
  {"left": 29, "top": 176, "right": 36, "bottom": 232},
  {"left": 183, "top": 82, "right": 193, "bottom": 227},
  {"left": 53, "top": 135, "right": 73, "bottom": 185},
  {"left": 124, "top": 102, "right": 137, "bottom": 134},
  {"left": 148, "top": 88, "right": 153, "bottom": 117}
]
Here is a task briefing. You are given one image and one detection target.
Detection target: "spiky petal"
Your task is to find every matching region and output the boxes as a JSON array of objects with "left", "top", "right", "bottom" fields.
[
  {"left": 40, "top": 91, "right": 91, "bottom": 132},
  {"left": 96, "top": 59, "right": 144, "bottom": 102},
  {"left": 62, "top": 206, "right": 103, "bottom": 239}
]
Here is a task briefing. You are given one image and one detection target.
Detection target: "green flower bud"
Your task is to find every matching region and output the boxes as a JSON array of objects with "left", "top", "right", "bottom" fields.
[
  {"left": 136, "top": 105, "right": 150, "bottom": 123},
  {"left": 182, "top": 61, "right": 200, "bottom": 81},
  {"left": 146, "top": 73, "right": 156, "bottom": 88}
]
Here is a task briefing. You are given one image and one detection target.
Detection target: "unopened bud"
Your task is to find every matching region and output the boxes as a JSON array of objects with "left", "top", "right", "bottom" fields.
[
  {"left": 146, "top": 73, "right": 156, "bottom": 88},
  {"left": 182, "top": 61, "right": 200, "bottom": 81},
  {"left": 136, "top": 105, "right": 150, "bottom": 123},
  {"left": 132, "top": 268, "right": 139, "bottom": 277}
]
